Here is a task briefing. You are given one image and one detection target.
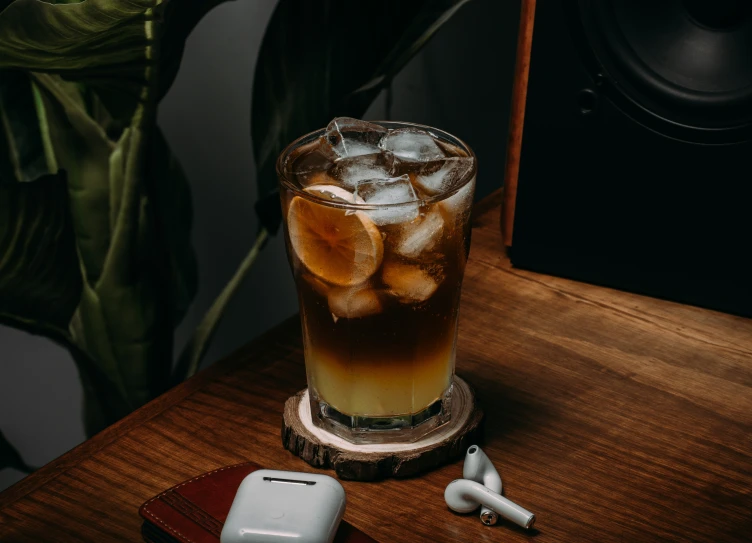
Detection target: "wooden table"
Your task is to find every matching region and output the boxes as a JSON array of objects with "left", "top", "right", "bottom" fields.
[{"left": 2, "top": 192, "right": 751, "bottom": 543}]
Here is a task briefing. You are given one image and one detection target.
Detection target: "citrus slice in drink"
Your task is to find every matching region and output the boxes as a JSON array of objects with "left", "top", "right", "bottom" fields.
[
  {"left": 304, "top": 183, "right": 363, "bottom": 204},
  {"left": 287, "top": 186, "right": 383, "bottom": 286},
  {"left": 305, "top": 171, "right": 339, "bottom": 188}
]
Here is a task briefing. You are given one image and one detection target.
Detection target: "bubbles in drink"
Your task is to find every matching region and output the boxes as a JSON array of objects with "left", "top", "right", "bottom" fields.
[
  {"left": 323, "top": 117, "right": 387, "bottom": 159},
  {"left": 442, "top": 179, "right": 475, "bottom": 214},
  {"left": 380, "top": 127, "right": 445, "bottom": 162}
]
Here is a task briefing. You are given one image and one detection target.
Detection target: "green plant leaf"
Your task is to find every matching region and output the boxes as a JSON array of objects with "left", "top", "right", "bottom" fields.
[
  {"left": 0, "top": 0, "right": 234, "bottom": 125},
  {"left": 250, "top": 0, "right": 471, "bottom": 232},
  {"left": 0, "top": 70, "right": 56, "bottom": 183},
  {"left": 31, "top": 74, "right": 113, "bottom": 282},
  {"left": 66, "top": 124, "right": 173, "bottom": 409},
  {"left": 0, "top": 176, "right": 81, "bottom": 328},
  {"left": 0, "top": 74, "right": 179, "bottom": 423},
  {"left": 0, "top": 79, "right": 148, "bottom": 433},
  {"left": 0, "top": 429, "right": 31, "bottom": 474},
  {"left": 27, "top": 74, "right": 170, "bottom": 410},
  {"left": 0, "top": 0, "right": 219, "bottom": 434},
  {"left": 0, "top": 0, "right": 162, "bottom": 90}
]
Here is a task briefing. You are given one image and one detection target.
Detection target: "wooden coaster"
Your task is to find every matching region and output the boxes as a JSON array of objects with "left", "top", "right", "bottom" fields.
[{"left": 281, "top": 376, "right": 484, "bottom": 481}]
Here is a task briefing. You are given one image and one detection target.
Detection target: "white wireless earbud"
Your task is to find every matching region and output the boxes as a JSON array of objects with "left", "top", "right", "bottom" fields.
[
  {"left": 444, "top": 479, "right": 536, "bottom": 530},
  {"left": 445, "top": 445, "right": 536, "bottom": 530},
  {"left": 462, "top": 445, "right": 502, "bottom": 525}
]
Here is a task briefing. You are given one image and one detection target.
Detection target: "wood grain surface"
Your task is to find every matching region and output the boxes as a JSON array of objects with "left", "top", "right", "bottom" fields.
[{"left": 1, "top": 191, "right": 751, "bottom": 543}]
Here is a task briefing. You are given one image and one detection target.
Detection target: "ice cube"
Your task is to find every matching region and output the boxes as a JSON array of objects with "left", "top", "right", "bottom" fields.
[
  {"left": 323, "top": 117, "right": 387, "bottom": 159},
  {"left": 442, "top": 175, "right": 476, "bottom": 214},
  {"left": 414, "top": 157, "right": 474, "bottom": 196},
  {"left": 330, "top": 151, "right": 396, "bottom": 189},
  {"left": 380, "top": 128, "right": 445, "bottom": 162},
  {"left": 394, "top": 206, "right": 445, "bottom": 258},
  {"left": 328, "top": 285, "right": 383, "bottom": 319},
  {"left": 382, "top": 260, "right": 441, "bottom": 303},
  {"left": 355, "top": 175, "right": 419, "bottom": 225},
  {"left": 289, "top": 143, "right": 334, "bottom": 175}
]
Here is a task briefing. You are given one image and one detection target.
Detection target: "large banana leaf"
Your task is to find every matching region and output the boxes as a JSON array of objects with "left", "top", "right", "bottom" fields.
[
  {"left": 0, "top": 0, "right": 222, "bottom": 436},
  {"left": 0, "top": 0, "right": 162, "bottom": 95},
  {"left": 251, "top": 0, "right": 471, "bottom": 232},
  {"left": 0, "top": 84, "right": 136, "bottom": 433},
  {"left": 0, "top": 70, "right": 56, "bottom": 183},
  {"left": 0, "top": 0, "right": 232, "bottom": 129},
  {"left": 0, "top": 0, "right": 208, "bottom": 307},
  {"left": 33, "top": 72, "right": 178, "bottom": 416}
]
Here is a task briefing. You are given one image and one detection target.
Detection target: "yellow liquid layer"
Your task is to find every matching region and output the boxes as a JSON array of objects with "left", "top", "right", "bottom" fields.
[{"left": 306, "top": 343, "right": 454, "bottom": 416}]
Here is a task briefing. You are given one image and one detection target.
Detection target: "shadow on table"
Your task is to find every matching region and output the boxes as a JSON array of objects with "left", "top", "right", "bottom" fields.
[{"left": 459, "top": 371, "right": 552, "bottom": 443}]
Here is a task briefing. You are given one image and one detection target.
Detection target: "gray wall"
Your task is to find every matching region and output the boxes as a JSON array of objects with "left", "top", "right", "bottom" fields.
[{"left": 0, "top": 0, "right": 519, "bottom": 491}]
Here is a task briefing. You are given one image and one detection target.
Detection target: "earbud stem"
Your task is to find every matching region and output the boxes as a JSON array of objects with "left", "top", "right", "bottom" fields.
[
  {"left": 450, "top": 481, "right": 535, "bottom": 530},
  {"left": 479, "top": 486, "right": 536, "bottom": 530}
]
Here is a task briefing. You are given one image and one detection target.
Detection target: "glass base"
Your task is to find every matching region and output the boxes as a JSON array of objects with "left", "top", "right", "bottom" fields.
[{"left": 309, "top": 383, "right": 453, "bottom": 444}]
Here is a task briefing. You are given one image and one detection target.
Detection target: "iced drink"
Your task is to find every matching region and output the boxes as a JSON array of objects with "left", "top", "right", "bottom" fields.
[{"left": 278, "top": 118, "right": 476, "bottom": 443}]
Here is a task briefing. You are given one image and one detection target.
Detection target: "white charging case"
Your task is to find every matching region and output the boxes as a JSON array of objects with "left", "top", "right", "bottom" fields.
[{"left": 220, "top": 469, "right": 346, "bottom": 543}]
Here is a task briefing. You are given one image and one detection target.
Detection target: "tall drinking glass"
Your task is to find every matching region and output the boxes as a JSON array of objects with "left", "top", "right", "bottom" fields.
[{"left": 277, "top": 119, "right": 476, "bottom": 444}]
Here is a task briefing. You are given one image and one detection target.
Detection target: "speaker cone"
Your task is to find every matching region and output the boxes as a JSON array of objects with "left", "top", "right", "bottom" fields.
[{"left": 572, "top": 0, "right": 752, "bottom": 143}]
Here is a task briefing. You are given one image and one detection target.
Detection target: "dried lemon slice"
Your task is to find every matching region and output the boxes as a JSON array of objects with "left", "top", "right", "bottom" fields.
[
  {"left": 288, "top": 186, "right": 383, "bottom": 286},
  {"left": 305, "top": 171, "right": 339, "bottom": 188},
  {"left": 304, "top": 184, "right": 363, "bottom": 204}
]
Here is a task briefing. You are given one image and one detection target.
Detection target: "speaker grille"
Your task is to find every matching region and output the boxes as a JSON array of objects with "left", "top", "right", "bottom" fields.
[{"left": 572, "top": 0, "right": 752, "bottom": 143}]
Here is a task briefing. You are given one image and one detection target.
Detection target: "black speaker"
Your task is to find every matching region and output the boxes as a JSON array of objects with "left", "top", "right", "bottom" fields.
[{"left": 503, "top": 0, "right": 752, "bottom": 317}]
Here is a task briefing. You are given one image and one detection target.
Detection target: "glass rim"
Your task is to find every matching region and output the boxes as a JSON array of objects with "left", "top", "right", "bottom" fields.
[{"left": 276, "top": 120, "right": 477, "bottom": 210}]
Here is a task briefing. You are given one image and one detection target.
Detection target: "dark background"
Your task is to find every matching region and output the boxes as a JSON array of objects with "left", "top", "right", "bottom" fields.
[{"left": 0, "top": 0, "right": 521, "bottom": 490}]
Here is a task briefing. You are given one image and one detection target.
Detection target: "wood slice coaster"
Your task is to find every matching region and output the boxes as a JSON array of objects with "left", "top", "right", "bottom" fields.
[{"left": 281, "top": 375, "right": 484, "bottom": 481}]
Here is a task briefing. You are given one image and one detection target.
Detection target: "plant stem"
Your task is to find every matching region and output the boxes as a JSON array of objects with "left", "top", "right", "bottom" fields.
[{"left": 172, "top": 228, "right": 270, "bottom": 383}]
